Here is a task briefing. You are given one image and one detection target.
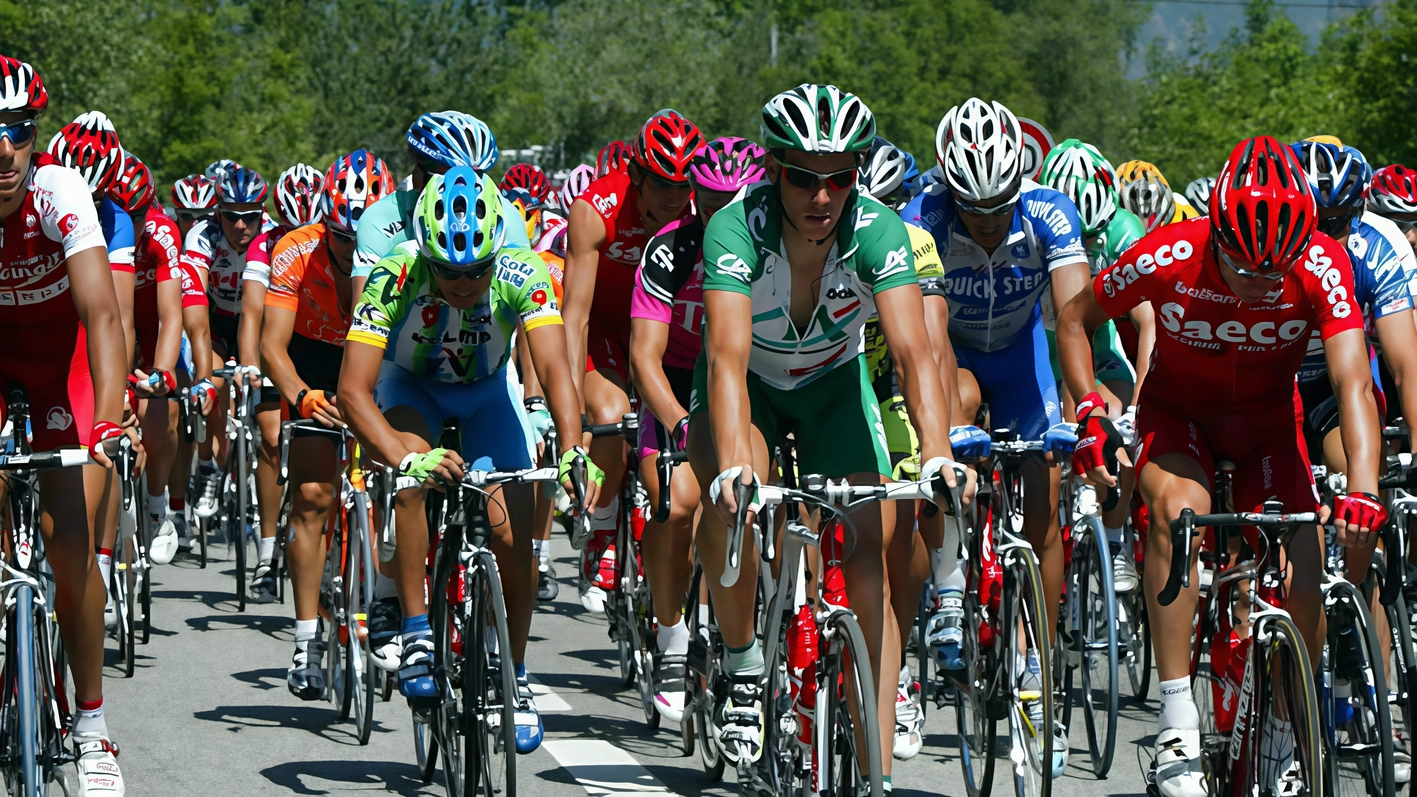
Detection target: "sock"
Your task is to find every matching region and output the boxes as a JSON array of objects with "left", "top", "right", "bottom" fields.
[
  {"left": 899, "top": 664, "right": 911, "bottom": 689},
  {"left": 146, "top": 493, "right": 166, "bottom": 520},
  {"left": 73, "top": 699, "right": 106, "bottom": 738},
  {"left": 723, "top": 639, "right": 764, "bottom": 678},
  {"left": 1159, "top": 677, "right": 1199, "bottom": 730},
  {"left": 934, "top": 516, "right": 967, "bottom": 594},
  {"left": 96, "top": 548, "right": 112, "bottom": 588},
  {"left": 402, "top": 613, "right": 432, "bottom": 638},
  {"left": 592, "top": 494, "right": 619, "bottom": 529},
  {"left": 258, "top": 535, "right": 275, "bottom": 565},
  {"left": 657, "top": 617, "right": 690, "bottom": 657},
  {"left": 515, "top": 661, "right": 528, "bottom": 683},
  {"left": 1105, "top": 525, "right": 1124, "bottom": 545},
  {"left": 294, "top": 618, "right": 318, "bottom": 653},
  {"left": 374, "top": 573, "right": 398, "bottom": 602}
]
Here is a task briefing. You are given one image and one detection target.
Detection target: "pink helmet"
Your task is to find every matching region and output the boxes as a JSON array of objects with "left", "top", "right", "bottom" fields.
[
  {"left": 688, "top": 137, "right": 766, "bottom": 193},
  {"left": 560, "top": 164, "right": 596, "bottom": 210}
]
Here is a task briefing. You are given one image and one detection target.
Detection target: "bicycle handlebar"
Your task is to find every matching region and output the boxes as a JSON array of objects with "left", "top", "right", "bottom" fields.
[
  {"left": 277, "top": 420, "right": 349, "bottom": 486},
  {"left": 0, "top": 448, "right": 94, "bottom": 471},
  {"left": 1158, "top": 503, "right": 1321, "bottom": 607}
]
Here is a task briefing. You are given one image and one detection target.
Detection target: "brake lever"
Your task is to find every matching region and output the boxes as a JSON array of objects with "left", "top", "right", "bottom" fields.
[
  {"left": 721, "top": 479, "right": 752, "bottom": 589},
  {"left": 1158, "top": 508, "right": 1196, "bottom": 607}
]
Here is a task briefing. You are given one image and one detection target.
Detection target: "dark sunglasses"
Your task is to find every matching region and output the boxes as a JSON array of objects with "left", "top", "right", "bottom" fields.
[
  {"left": 646, "top": 173, "right": 691, "bottom": 192},
  {"left": 328, "top": 227, "right": 357, "bottom": 244},
  {"left": 1316, "top": 210, "right": 1358, "bottom": 239},
  {"left": 953, "top": 192, "right": 1020, "bottom": 217},
  {"left": 0, "top": 118, "right": 37, "bottom": 147},
  {"left": 1219, "top": 246, "right": 1286, "bottom": 282},
  {"left": 220, "top": 209, "right": 263, "bottom": 225},
  {"left": 780, "top": 163, "right": 856, "bottom": 192},
  {"left": 427, "top": 254, "right": 497, "bottom": 282},
  {"left": 175, "top": 208, "right": 214, "bottom": 222}
]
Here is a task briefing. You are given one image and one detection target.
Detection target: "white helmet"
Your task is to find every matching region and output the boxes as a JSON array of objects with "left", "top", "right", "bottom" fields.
[
  {"left": 560, "top": 164, "right": 596, "bottom": 210},
  {"left": 935, "top": 98, "right": 1023, "bottom": 203},
  {"left": 859, "top": 138, "right": 907, "bottom": 205},
  {"left": 1185, "top": 177, "right": 1216, "bottom": 216},
  {"left": 1121, "top": 174, "right": 1175, "bottom": 233},
  {"left": 275, "top": 163, "right": 324, "bottom": 227}
]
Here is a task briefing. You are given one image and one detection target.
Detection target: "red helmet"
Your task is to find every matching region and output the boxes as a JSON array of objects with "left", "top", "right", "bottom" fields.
[
  {"left": 322, "top": 149, "right": 394, "bottom": 233},
  {"left": 596, "top": 140, "right": 633, "bottom": 178},
  {"left": 1369, "top": 164, "right": 1417, "bottom": 217},
  {"left": 1211, "top": 135, "right": 1316, "bottom": 274},
  {"left": 47, "top": 111, "right": 125, "bottom": 195},
  {"left": 632, "top": 112, "right": 704, "bottom": 182},
  {"left": 171, "top": 174, "right": 217, "bottom": 214},
  {"left": 500, "top": 163, "right": 550, "bottom": 206},
  {"left": 108, "top": 154, "right": 155, "bottom": 213},
  {"left": 0, "top": 55, "right": 47, "bottom": 116}
]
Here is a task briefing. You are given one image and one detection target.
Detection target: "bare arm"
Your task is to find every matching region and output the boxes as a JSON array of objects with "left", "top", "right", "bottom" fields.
[
  {"left": 630, "top": 317, "right": 688, "bottom": 436},
  {"left": 239, "top": 280, "right": 267, "bottom": 373},
  {"left": 183, "top": 304, "right": 213, "bottom": 382},
  {"left": 1326, "top": 327, "right": 1381, "bottom": 498},
  {"left": 1128, "top": 301, "right": 1156, "bottom": 401},
  {"left": 878, "top": 284, "right": 952, "bottom": 464},
  {"left": 526, "top": 322, "right": 599, "bottom": 506},
  {"left": 70, "top": 246, "right": 129, "bottom": 441},
  {"left": 111, "top": 269, "right": 136, "bottom": 370},
  {"left": 152, "top": 278, "right": 184, "bottom": 379},
  {"left": 1057, "top": 286, "right": 1117, "bottom": 417},
  {"left": 705, "top": 289, "right": 755, "bottom": 490},
  {"left": 562, "top": 199, "right": 606, "bottom": 398},
  {"left": 1377, "top": 309, "right": 1417, "bottom": 455},
  {"left": 515, "top": 322, "right": 542, "bottom": 399},
  {"left": 922, "top": 294, "right": 959, "bottom": 429}
]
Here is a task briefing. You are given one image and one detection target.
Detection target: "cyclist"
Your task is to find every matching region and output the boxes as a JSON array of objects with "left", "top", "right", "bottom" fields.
[
  {"left": 241, "top": 162, "right": 326, "bottom": 579},
  {"left": 170, "top": 174, "right": 217, "bottom": 240},
  {"left": 108, "top": 155, "right": 187, "bottom": 565},
  {"left": 341, "top": 167, "right": 600, "bottom": 753},
  {"left": 859, "top": 136, "right": 910, "bottom": 211},
  {"left": 694, "top": 84, "right": 957, "bottom": 785},
  {"left": 182, "top": 166, "right": 269, "bottom": 520},
  {"left": 1037, "top": 138, "right": 1154, "bottom": 592},
  {"left": 1059, "top": 135, "right": 1385, "bottom": 797},
  {"left": 0, "top": 54, "right": 134, "bottom": 796},
  {"left": 261, "top": 150, "right": 390, "bottom": 698},
  {"left": 1368, "top": 165, "right": 1417, "bottom": 255},
  {"left": 1118, "top": 159, "right": 1201, "bottom": 225},
  {"left": 629, "top": 136, "right": 765, "bottom": 723},
  {"left": 500, "top": 162, "right": 551, "bottom": 209},
  {"left": 564, "top": 110, "right": 703, "bottom": 615},
  {"left": 596, "top": 139, "right": 633, "bottom": 177},
  {"left": 900, "top": 97, "right": 1089, "bottom": 775}
]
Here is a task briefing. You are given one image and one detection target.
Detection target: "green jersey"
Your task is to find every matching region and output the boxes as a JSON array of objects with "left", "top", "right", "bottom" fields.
[
  {"left": 353, "top": 182, "right": 531, "bottom": 279},
  {"left": 347, "top": 242, "right": 562, "bottom": 383},
  {"left": 702, "top": 183, "right": 918, "bottom": 390},
  {"left": 1088, "top": 208, "right": 1147, "bottom": 275}
]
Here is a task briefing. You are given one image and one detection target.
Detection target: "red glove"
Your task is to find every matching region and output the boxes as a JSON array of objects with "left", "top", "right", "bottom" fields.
[
  {"left": 1074, "top": 391, "right": 1108, "bottom": 423},
  {"left": 1071, "top": 413, "right": 1121, "bottom": 476},
  {"left": 154, "top": 369, "right": 176, "bottom": 395},
  {"left": 125, "top": 387, "right": 140, "bottom": 418},
  {"left": 89, "top": 420, "right": 124, "bottom": 460},
  {"left": 1333, "top": 492, "right": 1388, "bottom": 535}
]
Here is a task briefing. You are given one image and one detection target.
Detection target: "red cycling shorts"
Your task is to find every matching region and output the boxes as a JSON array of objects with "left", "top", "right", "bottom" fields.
[
  {"left": 0, "top": 324, "right": 95, "bottom": 452},
  {"left": 1134, "top": 386, "right": 1319, "bottom": 515},
  {"left": 585, "top": 318, "right": 629, "bottom": 385}
]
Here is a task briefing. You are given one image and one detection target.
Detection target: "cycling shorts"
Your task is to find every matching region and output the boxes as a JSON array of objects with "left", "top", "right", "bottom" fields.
[
  {"left": 1134, "top": 391, "right": 1319, "bottom": 515},
  {"left": 879, "top": 396, "right": 920, "bottom": 476},
  {"left": 1296, "top": 372, "right": 1387, "bottom": 454},
  {"left": 586, "top": 318, "right": 629, "bottom": 385},
  {"left": 1045, "top": 322, "right": 1135, "bottom": 386},
  {"left": 281, "top": 333, "right": 344, "bottom": 439},
  {"left": 636, "top": 365, "right": 693, "bottom": 461},
  {"left": 0, "top": 325, "right": 94, "bottom": 452},
  {"left": 209, "top": 310, "right": 239, "bottom": 359},
  {"left": 953, "top": 319, "right": 1061, "bottom": 442},
  {"left": 689, "top": 352, "right": 890, "bottom": 478},
  {"left": 374, "top": 364, "right": 534, "bottom": 471}
]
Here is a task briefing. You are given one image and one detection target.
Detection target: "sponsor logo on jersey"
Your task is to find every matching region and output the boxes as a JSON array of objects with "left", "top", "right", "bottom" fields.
[
  {"left": 592, "top": 192, "right": 618, "bottom": 216},
  {"left": 1301, "top": 244, "right": 1353, "bottom": 319},
  {"left": 46, "top": 407, "right": 72, "bottom": 431},
  {"left": 1157, "top": 301, "right": 1308, "bottom": 350},
  {"left": 852, "top": 206, "right": 879, "bottom": 231},
  {"left": 58, "top": 213, "right": 79, "bottom": 236},
  {"left": 1173, "top": 282, "right": 1237, "bottom": 304},
  {"left": 715, "top": 253, "right": 752, "bottom": 282},
  {"left": 924, "top": 208, "right": 947, "bottom": 228},
  {"left": 649, "top": 243, "right": 675, "bottom": 274},
  {"left": 1025, "top": 199, "right": 1070, "bottom": 237},
  {"left": 825, "top": 286, "right": 858, "bottom": 301},
  {"left": 874, "top": 246, "right": 910, "bottom": 281},
  {"left": 1011, "top": 243, "right": 1030, "bottom": 259},
  {"left": 1102, "top": 239, "right": 1194, "bottom": 297}
]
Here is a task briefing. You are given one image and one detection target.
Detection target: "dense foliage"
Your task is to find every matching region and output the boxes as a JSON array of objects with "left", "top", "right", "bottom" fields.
[{"left": 1, "top": 0, "right": 1411, "bottom": 190}]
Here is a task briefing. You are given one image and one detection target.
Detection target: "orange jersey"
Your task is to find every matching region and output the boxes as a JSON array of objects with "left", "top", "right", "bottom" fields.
[
  {"left": 264, "top": 223, "right": 353, "bottom": 346},
  {"left": 538, "top": 250, "right": 565, "bottom": 305}
]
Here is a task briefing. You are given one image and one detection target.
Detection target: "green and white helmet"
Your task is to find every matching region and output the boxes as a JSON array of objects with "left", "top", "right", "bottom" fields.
[
  {"left": 761, "top": 84, "right": 876, "bottom": 157},
  {"left": 414, "top": 166, "right": 505, "bottom": 271},
  {"left": 1038, "top": 139, "right": 1119, "bottom": 237}
]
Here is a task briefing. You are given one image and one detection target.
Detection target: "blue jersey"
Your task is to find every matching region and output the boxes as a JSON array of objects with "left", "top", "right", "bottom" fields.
[
  {"left": 899, "top": 180, "right": 1087, "bottom": 352},
  {"left": 98, "top": 197, "right": 135, "bottom": 268},
  {"left": 1297, "top": 219, "right": 1411, "bottom": 384}
]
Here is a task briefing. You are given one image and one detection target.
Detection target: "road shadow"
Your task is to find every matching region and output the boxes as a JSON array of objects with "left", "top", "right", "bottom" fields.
[
  {"left": 533, "top": 666, "right": 625, "bottom": 696},
  {"left": 185, "top": 612, "right": 292, "bottom": 642},
  {"left": 193, "top": 702, "right": 393, "bottom": 746},
  {"left": 260, "top": 758, "right": 437, "bottom": 795},
  {"left": 151, "top": 587, "right": 232, "bottom": 612}
]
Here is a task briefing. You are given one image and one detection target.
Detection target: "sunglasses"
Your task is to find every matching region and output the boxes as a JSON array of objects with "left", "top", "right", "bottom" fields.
[
  {"left": 953, "top": 192, "right": 1020, "bottom": 217},
  {"left": 427, "top": 254, "right": 497, "bottom": 282},
  {"left": 328, "top": 227, "right": 357, "bottom": 244},
  {"left": 220, "top": 209, "right": 264, "bottom": 225},
  {"left": 780, "top": 163, "right": 857, "bottom": 192},
  {"left": 1317, "top": 210, "right": 1358, "bottom": 239},
  {"left": 0, "top": 118, "right": 36, "bottom": 147},
  {"left": 175, "top": 208, "right": 214, "bottom": 222},
  {"left": 1219, "top": 247, "right": 1286, "bottom": 282},
  {"left": 646, "top": 173, "right": 691, "bottom": 192}
]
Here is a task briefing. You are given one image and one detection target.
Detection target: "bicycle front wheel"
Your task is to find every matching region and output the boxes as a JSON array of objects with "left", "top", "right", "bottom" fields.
[
  {"left": 1005, "top": 548, "right": 1054, "bottom": 797},
  {"left": 347, "top": 493, "right": 377, "bottom": 745},
  {"left": 464, "top": 551, "right": 516, "bottom": 797},
  {"left": 1323, "top": 581, "right": 1394, "bottom": 797},
  {"left": 1243, "top": 613, "right": 1324, "bottom": 797},
  {"left": 816, "top": 611, "right": 883, "bottom": 797},
  {"left": 1074, "top": 524, "right": 1118, "bottom": 777}
]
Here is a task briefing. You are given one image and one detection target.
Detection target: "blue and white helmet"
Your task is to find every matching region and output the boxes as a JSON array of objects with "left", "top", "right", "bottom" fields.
[
  {"left": 217, "top": 165, "right": 268, "bottom": 205},
  {"left": 405, "top": 111, "right": 499, "bottom": 174},
  {"left": 1292, "top": 140, "right": 1371, "bottom": 210}
]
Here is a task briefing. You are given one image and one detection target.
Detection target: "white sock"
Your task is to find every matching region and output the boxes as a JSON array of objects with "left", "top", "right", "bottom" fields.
[
  {"left": 532, "top": 538, "right": 549, "bottom": 568},
  {"left": 73, "top": 702, "right": 107, "bottom": 738},
  {"left": 656, "top": 617, "right": 690, "bottom": 656},
  {"left": 1159, "top": 677, "right": 1199, "bottom": 730},
  {"left": 146, "top": 493, "right": 166, "bottom": 519},
  {"left": 96, "top": 552, "right": 112, "bottom": 590},
  {"left": 294, "top": 619, "right": 318, "bottom": 653},
  {"left": 1105, "top": 525, "right": 1124, "bottom": 545},
  {"left": 258, "top": 536, "right": 275, "bottom": 565}
]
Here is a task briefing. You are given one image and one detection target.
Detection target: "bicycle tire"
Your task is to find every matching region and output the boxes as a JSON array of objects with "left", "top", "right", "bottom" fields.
[
  {"left": 349, "top": 492, "right": 377, "bottom": 745},
  {"left": 1383, "top": 589, "right": 1416, "bottom": 795},
  {"left": 118, "top": 537, "right": 136, "bottom": 679},
  {"left": 1006, "top": 548, "right": 1054, "bottom": 797},
  {"left": 1323, "top": 580, "right": 1394, "bottom": 797},
  {"left": 631, "top": 528, "right": 660, "bottom": 730},
  {"left": 327, "top": 527, "right": 352, "bottom": 722},
  {"left": 816, "top": 610, "right": 883, "bottom": 797},
  {"left": 1118, "top": 591, "right": 1151, "bottom": 705},
  {"left": 464, "top": 551, "right": 517, "bottom": 797},
  {"left": 915, "top": 585, "right": 933, "bottom": 722},
  {"left": 139, "top": 511, "right": 152, "bottom": 646},
  {"left": 954, "top": 574, "right": 998, "bottom": 797},
  {"left": 1075, "top": 524, "right": 1118, "bottom": 777},
  {"left": 14, "top": 584, "right": 44, "bottom": 797},
  {"left": 686, "top": 569, "right": 726, "bottom": 781},
  {"left": 428, "top": 526, "right": 464, "bottom": 797},
  {"left": 230, "top": 468, "right": 248, "bottom": 612},
  {"left": 1241, "top": 612, "right": 1324, "bottom": 797}
]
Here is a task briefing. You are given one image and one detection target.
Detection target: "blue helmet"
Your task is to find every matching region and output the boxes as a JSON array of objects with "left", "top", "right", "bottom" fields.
[
  {"left": 406, "top": 111, "right": 499, "bottom": 174},
  {"left": 1292, "top": 140, "right": 1371, "bottom": 210},
  {"left": 217, "top": 166, "right": 268, "bottom": 205},
  {"left": 900, "top": 150, "right": 923, "bottom": 202}
]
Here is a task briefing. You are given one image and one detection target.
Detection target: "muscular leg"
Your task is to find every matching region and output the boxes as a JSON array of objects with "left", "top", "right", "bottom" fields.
[
  {"left": 841, "top": 474, "right": 901, "bottom": 778},
  {"left": 42, "top": 463, "right": 115, "bottom": 705},
  {"left": 640, "top": 452, "right": 700, "bottom": 628},
  {"left": 285, "top": 437, "right": 336, "bottom": 625},
  {"left": 886, "top": 500, "right": 927, "bottom": 650},
  {"left": 583, "top": 368, "right": 630, "bottom": 510},
  {"left": 1285, "top": 525, "right": 1327, "bottom": 668},
  {"left": 141, "top": 397, "right": 177, "bottom": 512},
  {"left": 384, "top": 407, "right": 436, "bottom": 618},
  {"left": 255, "top": 405, "right": 282, "bottom": 554},
  {"left": 1141, "top": 453, "right": 1213, "bottom": 683},
  {"left": 489, "top": 483, "right": 536, "bottom": 663}
]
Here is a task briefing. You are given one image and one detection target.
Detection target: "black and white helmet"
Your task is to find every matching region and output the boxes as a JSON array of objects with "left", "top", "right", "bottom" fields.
[
  {"left": 935, "top": 98, "right": 1023, "bottom": 203},
  {"left": 1185, "top": 176, "right": 1216, "bottom": 216},
  {"left": 859, "top": 137, "right": 907, "bottom": 206}
]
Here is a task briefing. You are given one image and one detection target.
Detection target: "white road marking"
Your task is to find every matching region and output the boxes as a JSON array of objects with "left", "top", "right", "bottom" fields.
[
  {"left": 543, "top": 739, "right": 671, "bottom": 795},
  {"left": 527, "top": 673, "right": 572, "bottom": 711}
]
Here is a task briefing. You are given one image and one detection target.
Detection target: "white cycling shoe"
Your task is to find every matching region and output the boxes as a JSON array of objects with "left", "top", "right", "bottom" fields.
[
  {"left": 892, "top": 675, "right": 924, "bottom": 760},
  {"left": 75, "top": 734, "right": 123, "bottom": 796},
  {"left": 148, "top": 516, "right": 178, "bottom": 565},
  {"left": 1152, "top": 726, "right": 1207, "bottom": 797}
]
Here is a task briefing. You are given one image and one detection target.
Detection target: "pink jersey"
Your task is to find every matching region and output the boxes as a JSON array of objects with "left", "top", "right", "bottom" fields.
[{"left": 631, "top": 215, "right": 705, "bottom": 370}]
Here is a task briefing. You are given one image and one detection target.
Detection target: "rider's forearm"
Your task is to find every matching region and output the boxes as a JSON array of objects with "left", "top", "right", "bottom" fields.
[
  {"left": 238, "top": 281, "right": 266, "bottom": 369},
  {"left": 514, "top": 327, "right": 543, "bottom": 399},
  {"left": 562, "top": 309, "right": 589, "bottom": 399},
  {"left": 1336, "top": 376, "right": 1382, "bottom": 495},
  {"left": 343, "top": 388, "right": 415, "bottom": 469},
  {"left": 895, "top": 341, "right": 952, "bottom": 463},
  {"left": 183, "top": 306, "right": 214, "bottom": 382},
  {"left": 923, "top": 295, "right": 960, "bottom": 430},
  {"left": 706, "top": 348, "right": 751, "bottom": 475},
  {"left": 87, "top": 299, "right": 129, "bottom": 426},
  {"left": 527, "top": 328, "right": 586, "bottom": 455},
  {"left": 259, "top": 338, "right": 307, "bottom": 408},
  {"left": 153, "top": 281, "right": 184, "bottom": 375},
  {"left": 1057, "top": 304, "right": 1100, "bottom": 417},
  {"left": 1130, "top": 302, "right": 1156, "bottom": 403},
  {"left": 630, "top": 321, "right": 688, "bottom": 433}
]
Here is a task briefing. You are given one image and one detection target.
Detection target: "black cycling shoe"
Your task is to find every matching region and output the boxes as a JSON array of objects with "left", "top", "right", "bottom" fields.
[
  {"left": 287, "top": 640, "right": 326, "bottom": 701},
  {"left": 537, "top": 562, "right": 559, "bottom": 603},
  {"left": 250, "top": 564, "right": 278, "bottom": 603}
]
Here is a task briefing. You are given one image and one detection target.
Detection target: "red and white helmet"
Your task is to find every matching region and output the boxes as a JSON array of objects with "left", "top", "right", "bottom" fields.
[
  {"left": 47, "top": 111, "right": 126, "bottom": 195},
  {"left": 596, "top": 140, "right": 633, "bottom": 178},
  {"left": 632, "top": 111, "right": 704, "bottom": 182},
  {"left": 0, "top": 55, "right": 47, "bottom": 116},
  {"left": 171, "top": 174, "right": 218, "bottom": 215},
  {"left": 108, "top": 154, "right": 155, "bottom": 213},
  {"left": 1211, "top": 135, "right": 1316, "bottom": 275},
  {"left": 322, "top": 149, "right": 395, "bottom": 233},
  {"left": 1368, "top": 164, "right": 1417, "bottom": 217},
  {"left": 500, "top": 163, "right": 551, "bottom": 207},
  {"left": 275, "top": 163, "right": 324, "bottom": 227}
]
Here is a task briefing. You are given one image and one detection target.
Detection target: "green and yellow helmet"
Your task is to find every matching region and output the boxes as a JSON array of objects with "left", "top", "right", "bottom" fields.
[
  {"left": 760, "top": 84, "right": 876, "bottom": 157},
  {"left": 1038, "top": 139, "right": 1120, "bottom": 237},
  {"left": 414, "top": 166, "right": 505, "bottom": 271}
]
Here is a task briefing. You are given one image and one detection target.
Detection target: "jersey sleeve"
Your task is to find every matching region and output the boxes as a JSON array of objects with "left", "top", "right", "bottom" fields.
[
  {"left": 1352, "top": 228, "right": 1412, "bottom": 318},
  {"left": 242, "top": 229, "right": 275, "bottom": 288},
  {"left": 1297, "top": 237, "right": 1365, "bottom": 340},
  {"left": 496, "top": 249, "right": 562, "bottom": 332},
  {"left": 850, "top": 196, "right": 917, "bottom": 294},
  {"left": 1095, "top": 223, "right": 1200, "bottom": 317},
  {"left": 263, "top": 232, "right": 308, "bottom": 312},
  {"left": 99, "top": 198, "right": 135, "bottom": 270},
  {"left": 353, "top": 193, "right": 403, "bottom": 279},
  {"left": 33, "top": 165, "right": 106, "bottom": 259},
  {"left": 179, "top": 262, "right": 208, "bottom": 308},
  {"left": 1024, "top": 189, "right": 1088, "bottom": 270},
  {"left": 634, "top": 220, "right": 698, "bottom": 312},
  {"left": 701, "top": 197, "right": 758, "bottom": 297},
  {"left": 150, "top": 214, "right": 182, "bottom": 282},
  {"left": 347, "top": 251, "right": 417, "bottom": 350},
  {"left": 181, "top": 221, "right": 215, "bottom": 272}
]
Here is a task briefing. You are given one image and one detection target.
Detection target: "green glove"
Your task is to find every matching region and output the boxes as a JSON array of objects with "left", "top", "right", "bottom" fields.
[
  {"left": 559, "top": 446, "right": 605, "bottom": 487},
  {"left": 400, "top": 448, "right": 450, "bottom": 483}
]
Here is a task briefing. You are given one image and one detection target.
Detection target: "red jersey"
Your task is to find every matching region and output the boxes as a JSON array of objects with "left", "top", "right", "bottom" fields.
[
  {"left": 1095, "top": 219, "right": 1362, "bottom": 411},
  {"left": 576, "top": 171, "right": 692, "bottom": 341},
  {"left": 179, "top": 262, "right": 207, "bottom": 309},
  {"left": 125, "top": 206, "right": 182, "bottom": 337},
  {"left": 0, "top": 154, "right": 108, "bottom": 333}
]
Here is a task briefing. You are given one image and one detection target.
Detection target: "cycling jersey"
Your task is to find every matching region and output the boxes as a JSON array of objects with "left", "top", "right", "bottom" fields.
[
  {"left": 1090, "top": 208, "right": 1147, "bottom": 277},
  {"left": 127, "top": 206, "right": 183, "bottom": 369},
  {"left": 99, "top": 197, "right": 135, "bottom": 270},
  {"left": 265, "top": 224, "right": 353, "bottom": 348},
  {"left": 352, "top": 184, "right": 530, "bottom": 278},
  {"left": 181, "top": 219, "right": 250, "bottom": 315},
  {"left": 178, "top": 261, "right": 207, "bottom": 308},
  {"left": 631, "top": 215, "right": 706, "bottom": 371},
  {"left": 864, "top": 223, "right": 945, "bottom": 399},
  {"left": 900, "top": 180, "right": 1088, "bottom": 352},
  {"left": 347, "top": 243, "right": 562, "bottom": 384},
  {"left": 242, "top": 224, "right": 291, "bottom": 289},
  {"left": 1363, "top": 211, "right": 1417, "bottom": 292},
  {"left": 702, "top": 182, "right": 918, "bottom": 390}
]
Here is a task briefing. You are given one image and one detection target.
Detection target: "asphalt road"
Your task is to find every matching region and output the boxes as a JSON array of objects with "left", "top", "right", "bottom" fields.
[{"left": 99, "top": 536, "right": 1160, "bottom": 796}]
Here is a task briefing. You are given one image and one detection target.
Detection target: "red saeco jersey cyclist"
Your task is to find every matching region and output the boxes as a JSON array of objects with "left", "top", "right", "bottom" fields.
[
  {"left": 578, "top": 169, "right": 692, "bottom": 376},
  {"left": 0, "top": 154, "right": 110, "bottom": 449},
  {"left": 119, "top": 205, "right": 182, "bottom": 369},
  {"left": 1095, "top": 218, "right": 1362, "bottom": 511}
]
